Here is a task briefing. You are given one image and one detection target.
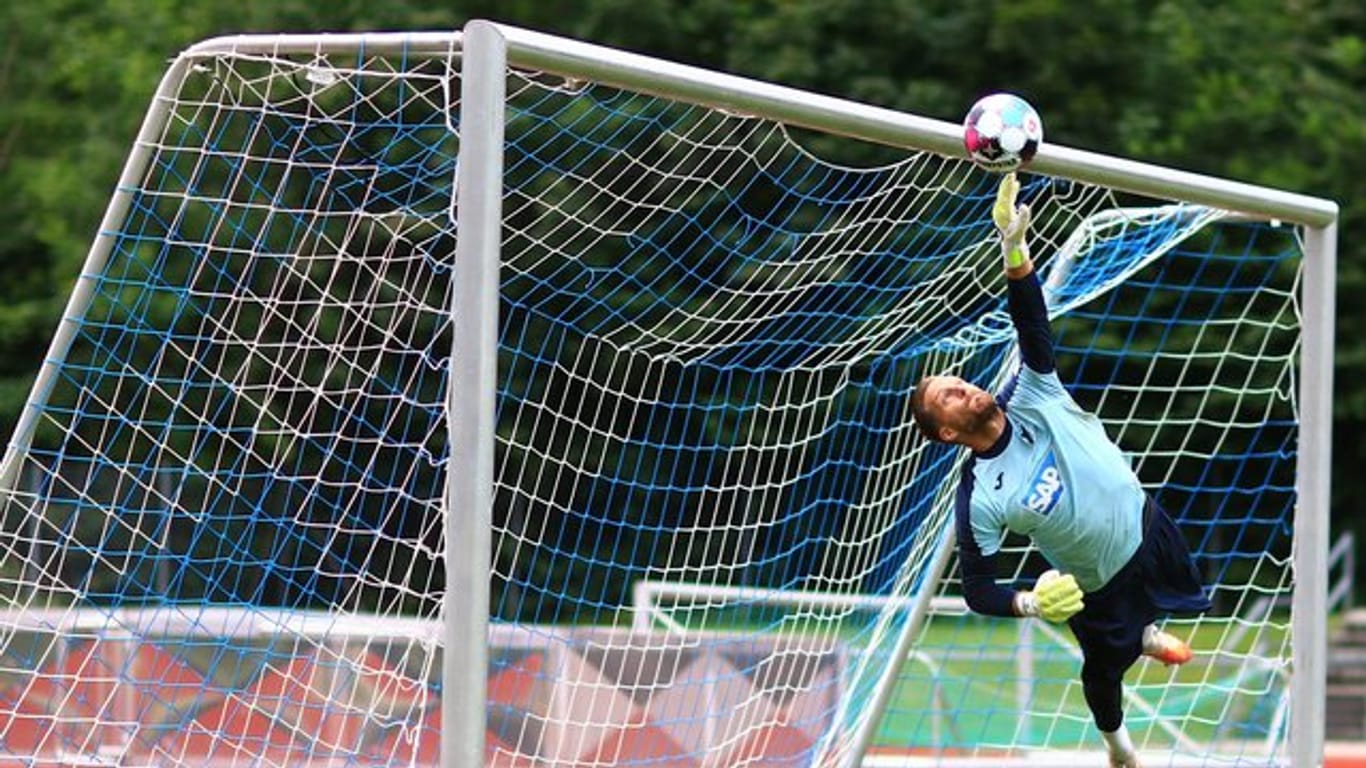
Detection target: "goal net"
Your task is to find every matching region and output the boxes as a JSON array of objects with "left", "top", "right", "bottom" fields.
[{"left": 0, "top": 24, "right": 1336, "bottom": 768}]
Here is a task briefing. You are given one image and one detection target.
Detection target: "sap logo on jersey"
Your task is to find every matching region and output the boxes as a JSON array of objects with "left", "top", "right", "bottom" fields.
[{"left": 1022, "top": 452, "right": 1063, "bottom": 516}]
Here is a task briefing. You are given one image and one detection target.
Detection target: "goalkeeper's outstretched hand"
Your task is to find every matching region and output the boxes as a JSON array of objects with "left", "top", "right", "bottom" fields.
[
  {"left": 1014, "top": 569, "right": 1084, "bottom": 623},
  {"left": 993, "top": 171, "right": 1031, "bottom": 271}
]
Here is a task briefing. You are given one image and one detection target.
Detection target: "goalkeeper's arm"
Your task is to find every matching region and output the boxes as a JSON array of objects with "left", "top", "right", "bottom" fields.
[
  {"left": 959, "top": 547, "right": 1018, "bottom": 617},
  {"left": 959, "top": 548, "right": 1083, "bottom": 622},
  {"left": 957, "top": 491, "right": 1084, "bottom": 621},
  {"left": 996, "top": 172, "right": 1057, "bottom": 375}
]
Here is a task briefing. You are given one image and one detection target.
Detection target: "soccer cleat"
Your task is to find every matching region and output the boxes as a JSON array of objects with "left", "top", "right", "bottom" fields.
[{"left": 1142, "top": 624, "right": 1193, "bottom": 666}]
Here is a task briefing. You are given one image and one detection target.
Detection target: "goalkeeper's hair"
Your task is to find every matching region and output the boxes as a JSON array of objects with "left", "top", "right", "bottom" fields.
[{"left": 910, "top": 377, "right": 947, "bottom": 443}]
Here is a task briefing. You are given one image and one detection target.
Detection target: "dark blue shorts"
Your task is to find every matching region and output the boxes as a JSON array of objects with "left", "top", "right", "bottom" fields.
[{"left": 1067, "top": 499, "right": 1212, "bottom": 671}]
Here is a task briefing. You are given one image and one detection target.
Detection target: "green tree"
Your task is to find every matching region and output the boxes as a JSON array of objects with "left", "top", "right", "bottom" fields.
[{"left": 2, "top": 0, "right": 1361, "bottom": 583}]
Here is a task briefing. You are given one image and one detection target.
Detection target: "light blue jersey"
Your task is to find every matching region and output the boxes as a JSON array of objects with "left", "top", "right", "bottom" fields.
[{"left": 962, "top": 366, "right": 1145, "bottom": 593}]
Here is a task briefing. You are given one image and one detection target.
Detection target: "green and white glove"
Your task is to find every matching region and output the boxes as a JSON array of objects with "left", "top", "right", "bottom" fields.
[
  {"left": 1014, "top": 569, "right": 1084, "bottom": 623},
  {"left": 993, "top": 171, "right": 1031, "bottom": 270}
]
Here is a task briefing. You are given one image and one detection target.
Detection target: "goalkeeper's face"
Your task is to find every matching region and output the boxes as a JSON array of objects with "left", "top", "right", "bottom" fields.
[{"left": 916, "top": 375, "right": 1001, "bottom": 445}]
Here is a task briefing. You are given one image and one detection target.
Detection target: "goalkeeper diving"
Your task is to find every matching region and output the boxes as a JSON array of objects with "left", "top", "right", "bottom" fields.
[{"left": 910, "top": 173, "right": 1212, "bottom": 768}]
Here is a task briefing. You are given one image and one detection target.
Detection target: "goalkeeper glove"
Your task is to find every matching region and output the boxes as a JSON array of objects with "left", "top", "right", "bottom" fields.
[
  {"left": 1013, "top": 569, "right": 1084, "bottom": 623},
  {"left": 993, "top": 171, "right": 1031, "bottom": 270}
]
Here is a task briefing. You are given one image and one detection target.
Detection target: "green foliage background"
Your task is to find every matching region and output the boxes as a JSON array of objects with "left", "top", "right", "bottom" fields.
[{"left": 1, "top": 0, "right": 1361, "bottom": 574}]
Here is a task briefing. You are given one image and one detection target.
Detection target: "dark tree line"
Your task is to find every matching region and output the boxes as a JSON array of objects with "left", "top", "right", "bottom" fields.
[{"left": 2, "top": 0, "right": 1361, "bottom": 593}]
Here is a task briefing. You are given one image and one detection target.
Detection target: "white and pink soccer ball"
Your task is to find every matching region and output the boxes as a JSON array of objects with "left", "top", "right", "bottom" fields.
[{"left": 962, "top": 93, "right": 1044, "bottom": 173}]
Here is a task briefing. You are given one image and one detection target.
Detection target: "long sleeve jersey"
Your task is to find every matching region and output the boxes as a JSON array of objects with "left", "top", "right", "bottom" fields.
[{"left": 955, "top": 272, "right": 1145, "bottom": 616}]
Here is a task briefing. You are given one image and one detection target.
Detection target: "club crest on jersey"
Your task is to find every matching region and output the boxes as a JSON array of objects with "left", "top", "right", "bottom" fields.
[{"left": 1022, "top": 451, "right": 1063, "bottom": 516}]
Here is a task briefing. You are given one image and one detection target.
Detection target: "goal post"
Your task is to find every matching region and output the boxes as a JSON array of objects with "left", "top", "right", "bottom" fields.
[
  {"left": 468, "top": 20, "right": 1337, "bottom": 767},
  {"left": 0, "top": 21, "right": 1339, "bottom": 768},
  {"left": 448, "top": 24, "right": 503, "bottom": 768},
  {"left": 1297, "top": 218, "right": 1337, "bottom": 768}
]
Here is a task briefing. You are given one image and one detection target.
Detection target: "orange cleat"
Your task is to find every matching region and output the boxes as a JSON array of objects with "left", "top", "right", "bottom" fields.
[{"left": 1142, "top": 624, "right": 1193, "bottom": 666}]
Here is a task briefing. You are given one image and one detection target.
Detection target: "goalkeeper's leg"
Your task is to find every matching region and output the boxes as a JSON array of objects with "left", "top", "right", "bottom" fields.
[
  {"left": 1082, "top": 661, "right": 1141, "bottom": 767},
  {"left": 1070, "top": 582, "right": 1150, "bottom": 767},
  {"left": 1136, "top": 500, "right": 1209, "bottom": 668}
]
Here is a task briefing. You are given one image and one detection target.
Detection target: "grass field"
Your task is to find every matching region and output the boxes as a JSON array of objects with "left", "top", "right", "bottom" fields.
[{"left": 859, "top": 612, "right": 1291, "bottom": 754}]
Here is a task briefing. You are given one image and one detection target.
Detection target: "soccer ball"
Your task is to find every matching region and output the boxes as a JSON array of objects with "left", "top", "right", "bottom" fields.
[{"left": 962, "top": 93, "right": 1043, "bottom": 173}]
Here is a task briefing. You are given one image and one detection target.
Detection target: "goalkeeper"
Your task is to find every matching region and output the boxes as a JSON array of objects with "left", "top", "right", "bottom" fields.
[{"left": 909, "top": 173, "right": 1211, "bottom": 768}]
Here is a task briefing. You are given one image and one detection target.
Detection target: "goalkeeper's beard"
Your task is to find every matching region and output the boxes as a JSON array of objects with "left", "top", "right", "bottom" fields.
[{"left": 959, "top": 391, "right": 1001, "bottom": 438}]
